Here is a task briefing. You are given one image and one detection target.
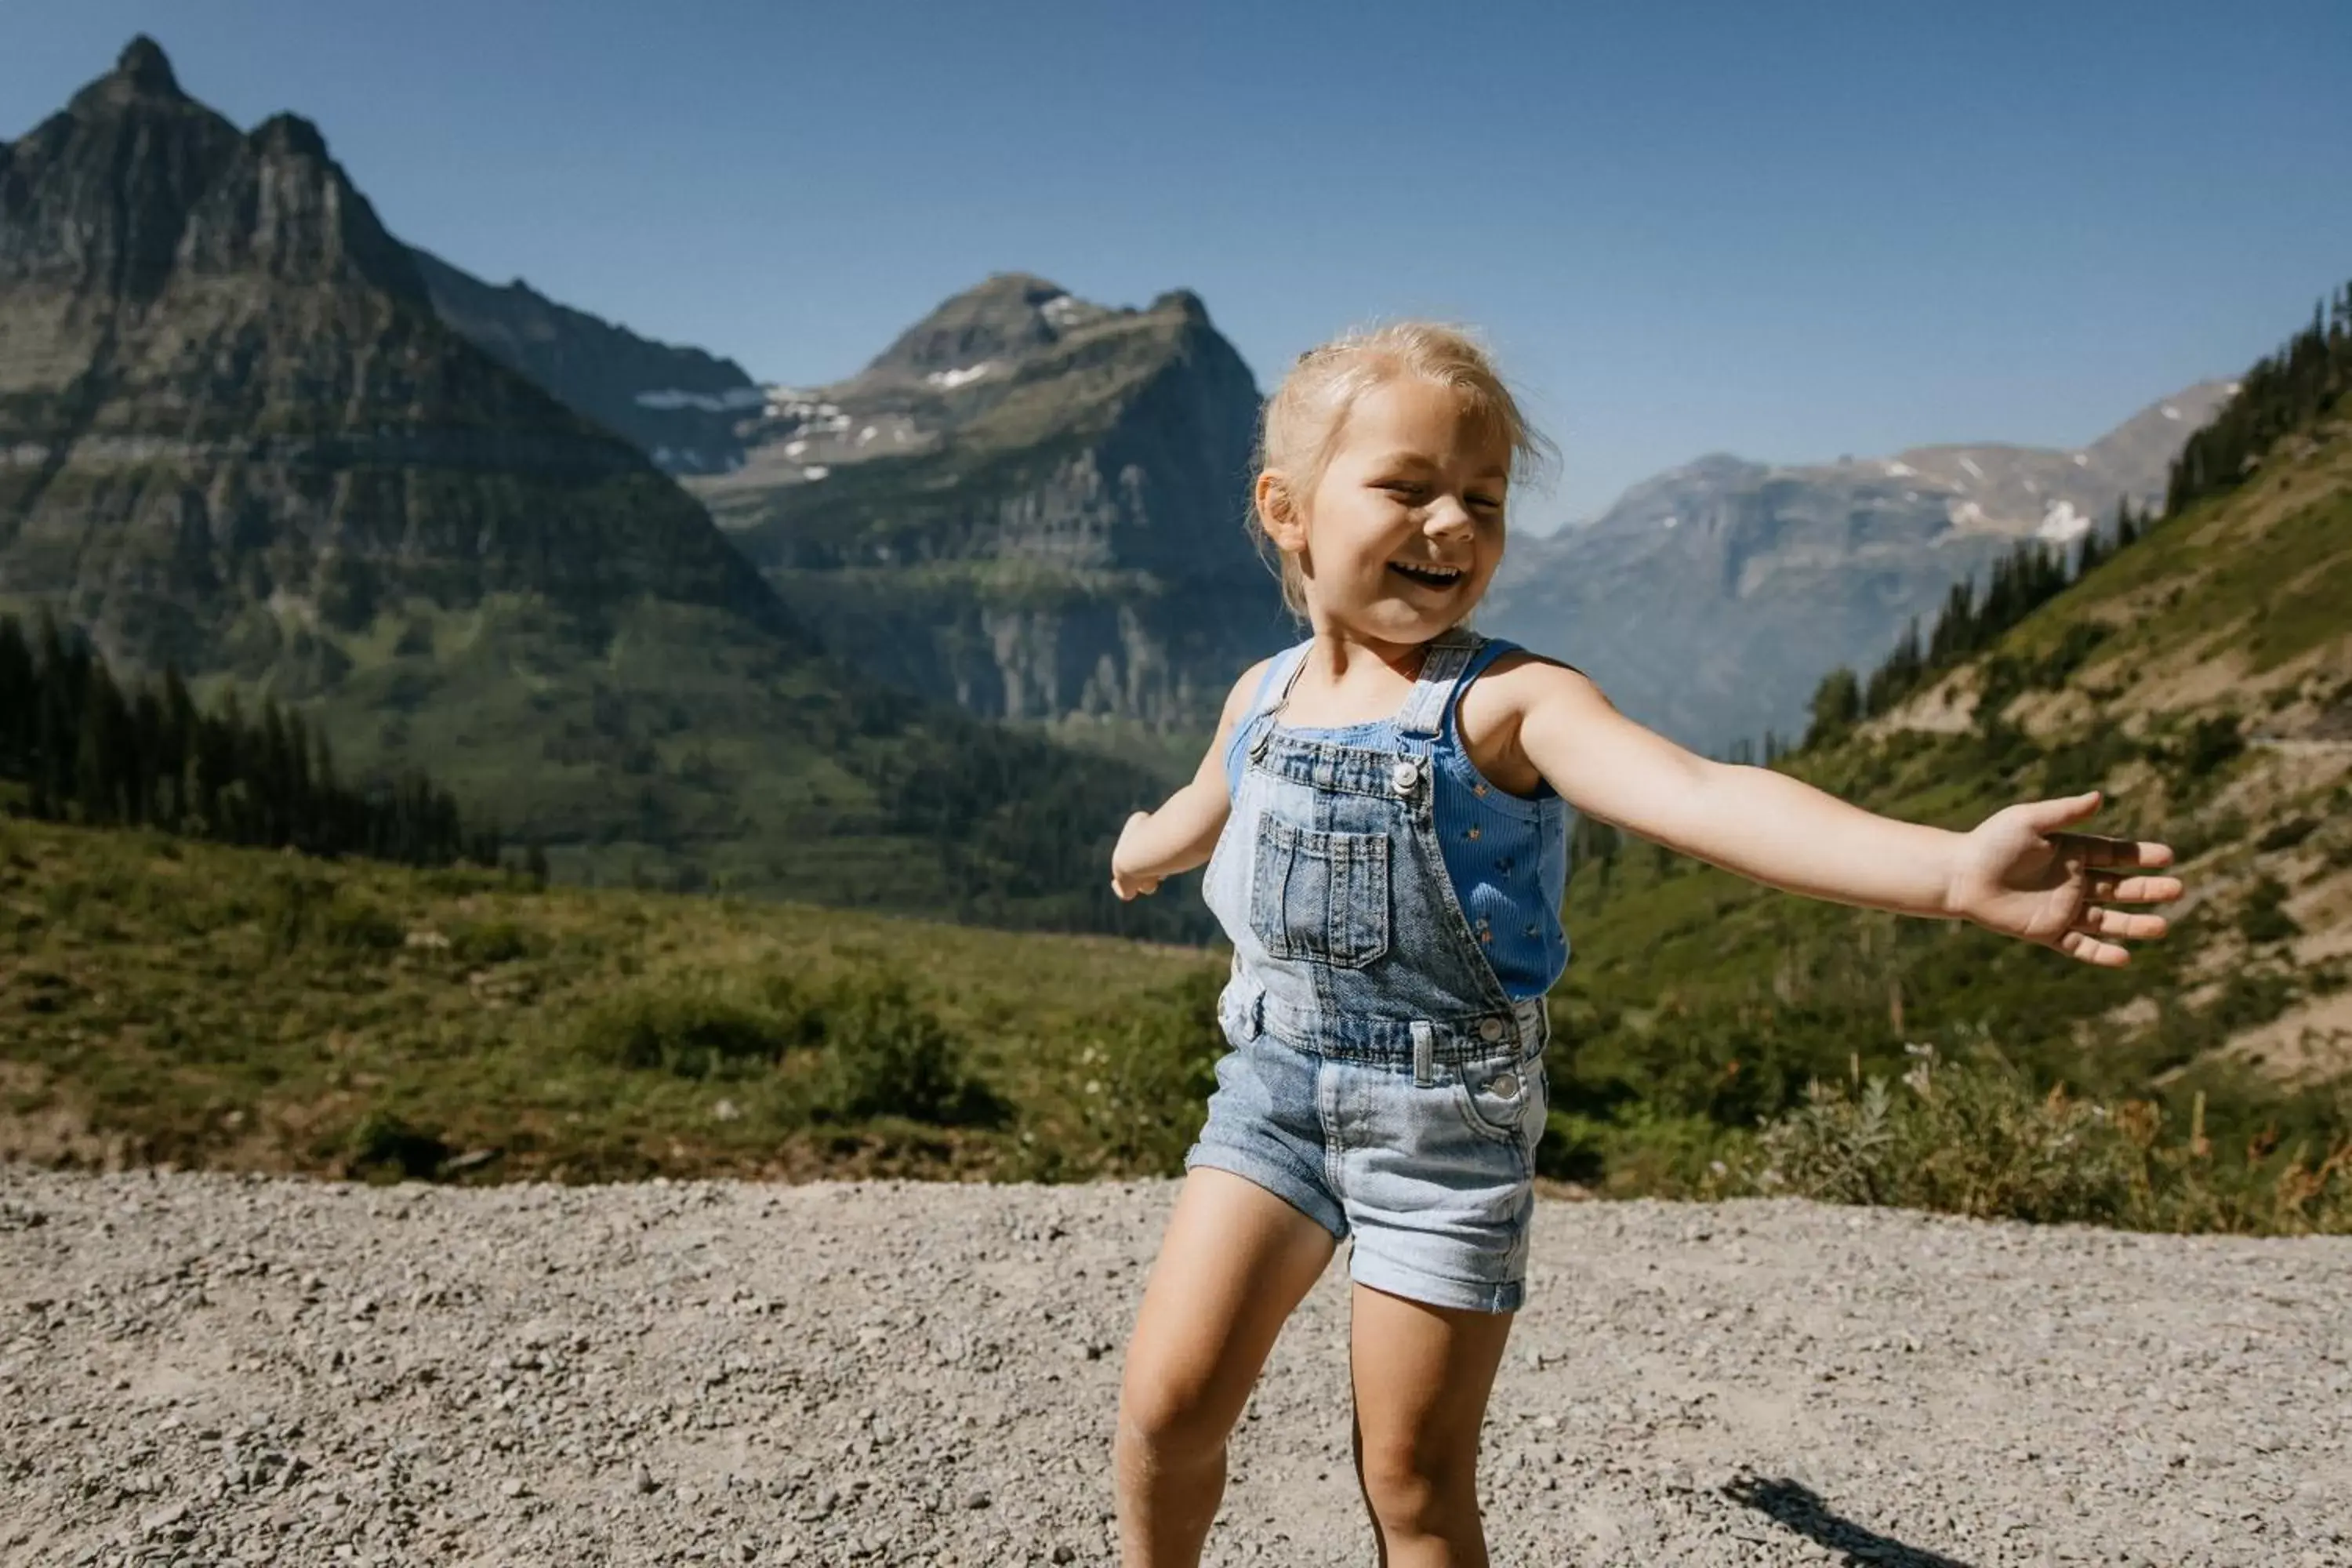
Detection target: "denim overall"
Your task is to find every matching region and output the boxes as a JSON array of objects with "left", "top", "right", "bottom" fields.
[{"left": 1184, "top": 626, "right": 1555, "bottom": 1314}]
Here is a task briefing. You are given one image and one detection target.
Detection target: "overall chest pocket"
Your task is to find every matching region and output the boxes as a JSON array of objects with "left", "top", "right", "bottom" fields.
[{"left": 1248, "top": 818, "right": 1391, "bottom": 968}]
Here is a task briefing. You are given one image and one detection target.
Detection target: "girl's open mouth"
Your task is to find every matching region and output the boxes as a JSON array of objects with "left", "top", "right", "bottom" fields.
[{"left": 1388, "top": 561, "right": 1466, "bottom": 589}]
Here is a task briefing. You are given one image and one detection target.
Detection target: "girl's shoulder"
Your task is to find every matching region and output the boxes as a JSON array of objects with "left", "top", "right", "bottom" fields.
[
  {"left": 1456, "top": 639, "right": 1594, "bottom": 710},
  {"left": 1452, "top": 641, "right": 1600, "bottom": 798}
]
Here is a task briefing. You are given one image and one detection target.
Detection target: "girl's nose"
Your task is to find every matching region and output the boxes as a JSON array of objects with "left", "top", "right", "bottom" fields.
[{"left": 1425, "top": 499, "right": 1475, "bottom": 536}]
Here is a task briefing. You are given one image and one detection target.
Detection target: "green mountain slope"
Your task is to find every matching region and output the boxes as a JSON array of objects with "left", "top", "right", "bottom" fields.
[
  {"left": 1545, "top": 306, "right": 2352, "bottom": 1194},
  {"left": 0, "top": 40, "right": 1202, "bottom": 937}
]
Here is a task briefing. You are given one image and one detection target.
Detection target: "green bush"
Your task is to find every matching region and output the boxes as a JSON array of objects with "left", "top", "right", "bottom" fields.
[
  {"left": 1054, "top": 969, "right": 1226, "bottom": 1175},
  {"left": 2256, "top": 816, "right": 2319, "bottom": 853},
  {"left": 2029, "top": 621, "right": 2112, "bottom": 689},
  {"left": 345, "top": 1110, "right": 450, "bottom": 1181},
  {"left": 1758, "top": 1057, "right": 2139, "bottom": 1224},
  {"left": 2176, "top": 713, "right": 2245, "bottom": 779},
  {"left": 1755, "top": 1050, "right": 2351, "bottom": 1233},
  {"left": 813, "top": 977, "right": 1003, "bottom": 1126},
  {"left": 575, "top": 975, "right": 823, "bottom": 1079},
  {"left": 258, "top": 871, "right": 335, "bottom": 956},
  {"left": 2238, "top": 877, "right": 2303, "bottom": 946},
  {"left": 321, "top": 893, "right": 405, "bottom": 953},
  {"left": 449, "top": 918, "right": 532, "bottom": 964},
  {"left": 255, "top": 872, "right": 404, "bottom": 954}
]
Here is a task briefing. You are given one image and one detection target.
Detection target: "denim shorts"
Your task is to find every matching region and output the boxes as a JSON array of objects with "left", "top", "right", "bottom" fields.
[{"left": 1181, "top": 1023, "right": 1551, "bottom": 1315}]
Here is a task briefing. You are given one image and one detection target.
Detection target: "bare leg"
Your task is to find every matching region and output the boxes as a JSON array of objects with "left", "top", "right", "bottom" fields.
[
  {"left": 1114, "top": 1168, "right": 1338, "bottom": 1567},
  {"left": 1346, "top": 1281, "right": 1515, "bottom": 1568}
]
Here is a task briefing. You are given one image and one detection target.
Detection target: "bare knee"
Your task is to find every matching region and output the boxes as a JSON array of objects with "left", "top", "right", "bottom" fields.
[
  {"left": 1115, "top": 1364, "right": 1240, "bottom": 1472},
  {"left": 1358, "top": 1439, "right": 1478, "bottom": 1536}
]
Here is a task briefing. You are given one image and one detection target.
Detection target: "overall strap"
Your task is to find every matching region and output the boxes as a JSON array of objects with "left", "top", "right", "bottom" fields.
[
  {"left": 1433, "top": 635, "right": 1527, "bottom": 742},
  {"left": 1237, "top": 641, "right": 1312, "bottom": 768},
  {"left": 1250, "top": 641, "right": 1312, "bottom": 726},
  {"left": 1395, "top": 627, "right": 1486, "bottom": 739}
]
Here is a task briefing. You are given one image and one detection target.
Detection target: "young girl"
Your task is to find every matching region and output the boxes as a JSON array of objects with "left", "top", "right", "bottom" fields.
[{"left": 1104, "top": 322, "right": 2183, "bottom": 1566}]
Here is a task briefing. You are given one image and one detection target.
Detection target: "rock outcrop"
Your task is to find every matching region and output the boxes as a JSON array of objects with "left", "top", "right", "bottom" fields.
[{"left": 688, "top": 274, "right": 1289, "bottom": 729}]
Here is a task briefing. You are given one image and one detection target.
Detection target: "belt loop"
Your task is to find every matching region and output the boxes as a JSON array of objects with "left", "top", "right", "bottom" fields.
[
  {"left": 1410, "top": 1020, "right": 1435, "bottom": 1087},
  {"left": 1515, "top": 996, "right": 1546, "bottom": 1051}
]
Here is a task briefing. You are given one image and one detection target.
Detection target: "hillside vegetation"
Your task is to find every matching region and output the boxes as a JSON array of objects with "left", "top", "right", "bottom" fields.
[
  {"left": 0, "top": 811, "right": 1223, "bottom": 1183},
  {"left": 5, "top": 287, "right": 2347, "bottom": 1236},
  {"left": 1540, "top": 291, "right": 2352, "bottom": 1229}
]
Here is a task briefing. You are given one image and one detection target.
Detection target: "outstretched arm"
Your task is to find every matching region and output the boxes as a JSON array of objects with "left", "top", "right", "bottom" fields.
[
  {"left": 1502, "top": 659, "right": 2183, "bottom": 967},
  {"left": 1109, "top": 658, "right": 1270, "bottom": 901}
]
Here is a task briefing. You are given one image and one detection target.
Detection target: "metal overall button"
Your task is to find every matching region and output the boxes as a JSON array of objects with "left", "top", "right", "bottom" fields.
[
  {"left": 1477, "top": 1016, "right": 1504, "bottom": 1043},
  {"left": 1389, "top": 759, "right": 1421, "bottom": 795}
]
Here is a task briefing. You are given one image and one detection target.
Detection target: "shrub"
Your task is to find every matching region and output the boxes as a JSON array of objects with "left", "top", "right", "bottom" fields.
[
  {"left": 255, "top": 872, "right": 403, "bottom": 955},
  {"left": 1754, "top": 1049, "right": 2351, "bottom": 1233},
  {"left": 449, "top": 918, "right": 532, "bottom": 964},
  {"left": 575, "top": 975, "right": 822, "bottom": 1079},
  {"left": 2237, "top": 877, "right": 2302, "bottom": 946},
  {"left": 345, "top": 1110, "right": 450, "bottom": 1181},
  {"left": 813, "top": 977, "right": 1003, "bottom": 1126},
  {"left": 257, "top": 871, "right": 335, "bottom": 955},
  {"left": 2256, "top": 816, "right": 2318, "bottom": 853},
  {"left": 2030, "top": 621, "right": 2112, "bottom": 689},
  {"left": 2176, "top": 713, "right": 2245, "bottom": 779},
  {"left": 1054, "top": 969, "right": 1227, "bottom": 1176},
  {"left": 321, "top": 893, "right": 405, "bottom": 953}
]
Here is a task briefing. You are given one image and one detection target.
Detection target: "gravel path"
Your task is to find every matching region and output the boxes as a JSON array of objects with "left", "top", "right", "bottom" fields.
[{"left": 2, "top": 1167, "right": 2346, "bottom": 1567}]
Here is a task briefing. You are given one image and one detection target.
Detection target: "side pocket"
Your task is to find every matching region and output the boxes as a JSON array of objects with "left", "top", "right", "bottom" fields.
[
  {"left": 1452, "top": 1052, "right": 1537, "bottom": 1147},
  {"left": 1247, "top": 819, "right": 1391, "bottom": 968}
]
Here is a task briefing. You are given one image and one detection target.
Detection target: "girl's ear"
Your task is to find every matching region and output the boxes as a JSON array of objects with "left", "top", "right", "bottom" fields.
[{"left": 1256, "top": 470, "right": 1308, "bottom": 554}]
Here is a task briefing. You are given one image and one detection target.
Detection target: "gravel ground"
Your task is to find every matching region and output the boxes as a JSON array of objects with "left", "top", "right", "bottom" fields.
[{"left": 2, "top": 1167, "right": 2346, "bottom": 1568}]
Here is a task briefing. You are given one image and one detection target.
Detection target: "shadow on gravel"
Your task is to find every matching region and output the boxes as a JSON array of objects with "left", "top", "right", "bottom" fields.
[{"left": 1725, "top": 1477, "right": 1978, "bottom": 1567}]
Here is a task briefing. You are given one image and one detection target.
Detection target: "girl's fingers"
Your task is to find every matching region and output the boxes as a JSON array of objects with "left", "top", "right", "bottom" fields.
[
  {"left": 2071, "top": 905, "right": 2168, "bottom": 941},
  {"left": 2089, "top": 872, "right": 2185, "bottom": 905},
  {"left": 2061, "top": 832, "right": 2176, "bottom": 870},
  {"left": 2055, "top": 930, "right": 2132, "bottom": 967}
]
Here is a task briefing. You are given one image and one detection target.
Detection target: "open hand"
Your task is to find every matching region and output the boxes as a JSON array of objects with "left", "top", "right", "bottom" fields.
[{"left": 1946, "top": 790, "right": 2185, "bottom": 967}]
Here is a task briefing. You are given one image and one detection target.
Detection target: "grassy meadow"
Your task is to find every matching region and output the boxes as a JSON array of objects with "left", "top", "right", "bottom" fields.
[{"left": 0, "top": 808, "right": 1222, "bottom": 1185}]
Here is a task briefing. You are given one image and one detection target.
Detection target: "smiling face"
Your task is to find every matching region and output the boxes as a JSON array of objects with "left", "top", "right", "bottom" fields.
[{"left": 1258, "top": 375, "right": 1512, "bottom": 647}]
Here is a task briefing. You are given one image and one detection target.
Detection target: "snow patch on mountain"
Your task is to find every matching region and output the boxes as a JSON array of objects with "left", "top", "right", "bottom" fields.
[{"left": 924, "top": 363, "right": 998, "bottom": 391}]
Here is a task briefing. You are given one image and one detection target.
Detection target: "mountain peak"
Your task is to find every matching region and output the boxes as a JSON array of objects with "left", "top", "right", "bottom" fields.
[
  {"left": 249, "top": 111, "right": 330, "bottom": 162},
  {"left": 1149, "top": 288, "right": 1209, "bottom": 325},
  {"left": 116, "top": 35, "right": 183, "bottom": 94},
  {"left": 71, "top": 35, "right": 189, "bottom": 112},
  {"left": 858, "top": 272, "right": 1086, "bottom": 382}
]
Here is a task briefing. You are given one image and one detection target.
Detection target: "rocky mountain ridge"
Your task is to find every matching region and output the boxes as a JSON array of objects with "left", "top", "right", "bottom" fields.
[
  {"left": 1483, "top": 382, "right": 2234, "bottom": 754},
  {"left": 410, "top": 248, "right": 764, "bottom": 475},
  {"left": 0, "top": 38, "right": 1192, "bottom": 933},
  {"left": 687, "top": 272, "right": 1288, "bottom": 729}
]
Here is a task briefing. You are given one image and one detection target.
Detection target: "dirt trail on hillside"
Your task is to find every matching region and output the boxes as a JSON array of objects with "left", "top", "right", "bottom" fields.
[{"left": 2, "top": 1169, "right": 2345, "bottom": 1567}]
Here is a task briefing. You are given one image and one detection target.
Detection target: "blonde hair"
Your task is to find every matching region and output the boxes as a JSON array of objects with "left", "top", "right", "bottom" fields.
[{"left": 1250, "top": 321, "right": 1556, "bottom": 617}]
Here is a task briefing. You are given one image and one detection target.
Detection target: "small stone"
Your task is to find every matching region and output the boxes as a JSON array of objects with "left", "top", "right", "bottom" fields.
[
  {"left": 501, "top": 1478, "right": 528, "bottom": 1500},
  {"left": 964, "top": 1490, "right": 991, "bottom": 1509}
]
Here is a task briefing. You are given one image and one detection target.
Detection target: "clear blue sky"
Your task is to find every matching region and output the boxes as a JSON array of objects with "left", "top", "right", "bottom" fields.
[{"left": 7, "top": 0, "right": 2348, "bottom": 522}]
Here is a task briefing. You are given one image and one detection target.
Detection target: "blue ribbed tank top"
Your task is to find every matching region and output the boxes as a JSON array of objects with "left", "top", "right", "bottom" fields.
[{"left": 1221, "top": 637, "right": 1572, "bottom": 999}]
